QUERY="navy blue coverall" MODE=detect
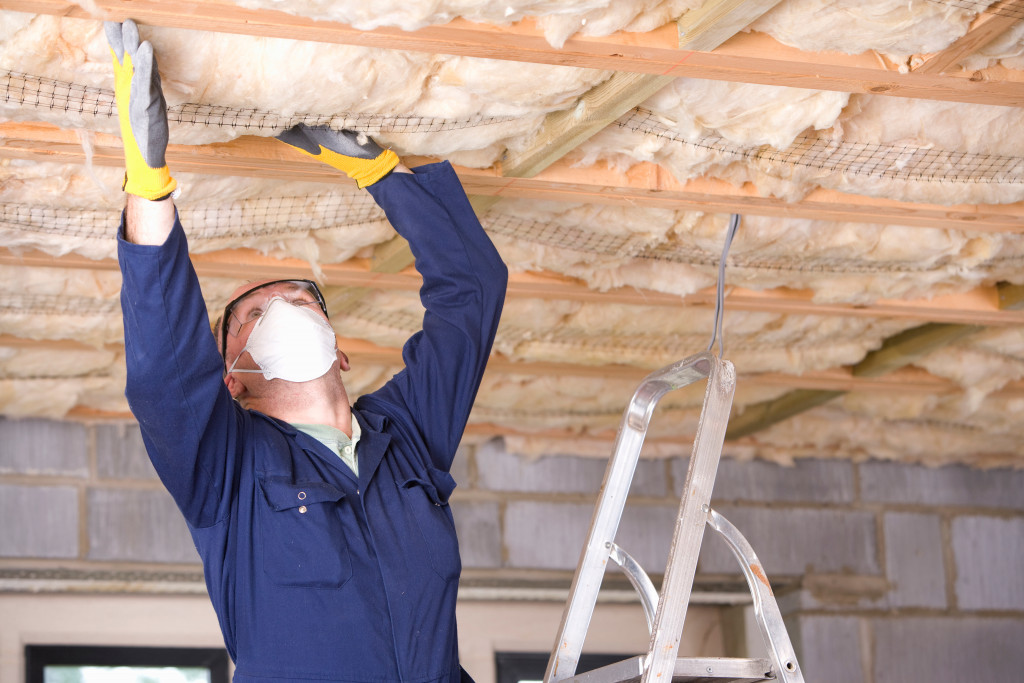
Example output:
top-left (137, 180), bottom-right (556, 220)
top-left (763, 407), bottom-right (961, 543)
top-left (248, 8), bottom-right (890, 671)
top-left (117, 162), bottom-right (508, 683)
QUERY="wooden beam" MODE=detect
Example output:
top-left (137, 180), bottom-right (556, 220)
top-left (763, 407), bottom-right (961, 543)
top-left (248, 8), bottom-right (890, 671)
top-left (4, 122), bottom-right (1023, 234)
top-left (997, 281), bottom-right (1024, 310)
top-left (7, 0), bottom-right (1024, 106)
top-left (725, 389), bottom-right (843, 439)
top-left (676, 0), bottom-right (786, 53)
top-left (2, 247), bottom-right (1023, 326)
top-left (501, 73), bottom-right (675, 180)
top-left (915, 0), bottom-right (1024, 75)
top-left (851, 323), bottom-right (985, 378)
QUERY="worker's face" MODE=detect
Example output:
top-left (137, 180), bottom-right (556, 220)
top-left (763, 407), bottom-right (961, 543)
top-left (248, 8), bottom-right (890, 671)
top-left (220, 279), bottom-right (348, 381)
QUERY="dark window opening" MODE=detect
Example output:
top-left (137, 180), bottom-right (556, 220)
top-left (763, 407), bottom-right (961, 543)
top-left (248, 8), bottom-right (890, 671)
top-left (25, 645), bottom-right (229, 683)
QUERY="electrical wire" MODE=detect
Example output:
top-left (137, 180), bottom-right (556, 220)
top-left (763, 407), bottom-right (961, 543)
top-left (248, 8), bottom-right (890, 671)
top-left (706, 213), bottom-right (740, 358)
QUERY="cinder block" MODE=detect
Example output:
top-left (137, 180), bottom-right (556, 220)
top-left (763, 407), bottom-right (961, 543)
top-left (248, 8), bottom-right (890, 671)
top-left (698, 506), bottom-right (879, 576)
top-left (88, 488), bottom-right (198, 564)
top-left (618, 503), bottom-right (685, 573)
top-left (690, 456), bottom-right (854, 504)
top-left (790, 616), bottom-right (863, 683)
top-left (451, 500), bottom-right (501, 568)
top-left (450, 444), bottom-right (472, 489)
top-left (884, 512), bottom-right (946, 609)
top-left (860, 461), bottom-right (1024, 510)
top-left (504, 501), bottom-right (592, 569)
top-left (873, 617), bottom-right (1024, 683)
top-left (0, 484), bottom-right (78, 558)
top-left (0, 417), bottom-right (88, 477)
top-left (504, 500), bottom-right (678, 571)
top-left (478, 439), bottom-right (603, 494)
top-left (952, 515), bottom-right (1024, 611)
top-left (95, 423), bottom-right (159, 480)
top-left (478, 439), bottom-right (666, 497)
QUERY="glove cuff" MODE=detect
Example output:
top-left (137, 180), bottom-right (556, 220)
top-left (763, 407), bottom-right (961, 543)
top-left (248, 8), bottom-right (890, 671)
top-left (123, 167), bottom-right (177, 201)
top-left (312, 146), bottom-right (400, 189)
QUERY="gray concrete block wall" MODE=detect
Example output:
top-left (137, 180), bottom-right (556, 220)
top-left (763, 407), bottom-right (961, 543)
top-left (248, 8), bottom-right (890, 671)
top-left (0, 417), bottom-right (88, 476)
top-left (0, 483), bottom-right (79, 558)
top-left (3, 421), bottom-right (1024, 683)
top-left (0, 417), bottom-right (193, 566)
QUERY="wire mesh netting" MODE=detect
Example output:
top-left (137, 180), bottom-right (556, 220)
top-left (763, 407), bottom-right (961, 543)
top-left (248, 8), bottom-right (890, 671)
top-left (0, 292), bottom-right (120, 315)
top-left (7, 66), bottom-right (1024, 184)
top-left (483, 211), bottom-right (1023, 274)
top-left (0, 70), bottom-right (518, 134)
top-left (617, 108), bottom-right (1024, 184)
top-left (0, 192), bottom-right (386, 241)
top-left (2, 197), bottom-right (1021, 276)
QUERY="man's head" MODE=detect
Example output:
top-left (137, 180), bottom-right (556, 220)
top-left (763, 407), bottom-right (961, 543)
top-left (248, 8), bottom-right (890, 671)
top-left (216, 279), bottom-right (350, 398)
top-left (218, 279), bottom-right (328, 361)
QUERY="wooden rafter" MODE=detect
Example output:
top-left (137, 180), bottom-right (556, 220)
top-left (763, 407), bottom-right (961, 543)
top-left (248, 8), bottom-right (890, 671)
top-left (3, 122), bottom-right (1023, 234)
top-left (1, 247), bottom-right (1022, 326)
top-left (6, 0), bottom-right (1024, 106)
top-left (915, 0), bottom-right (1024, 75)
top-left (676, 0), bottom-right (786, 53)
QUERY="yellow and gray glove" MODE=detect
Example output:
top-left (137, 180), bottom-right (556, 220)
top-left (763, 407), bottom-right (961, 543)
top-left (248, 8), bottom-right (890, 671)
top-left (277, 124), bottom-right (398, 189)
top-left (105, 19), bottom-right (177, 200)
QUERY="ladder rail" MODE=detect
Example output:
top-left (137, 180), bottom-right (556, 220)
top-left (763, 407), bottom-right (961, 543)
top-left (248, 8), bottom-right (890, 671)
top-left (544, 352), bottom-right (733, 683)
top-left (641, 356), bottom-right (736, 683)
top-left (707, 509), bottom-right (805, 683)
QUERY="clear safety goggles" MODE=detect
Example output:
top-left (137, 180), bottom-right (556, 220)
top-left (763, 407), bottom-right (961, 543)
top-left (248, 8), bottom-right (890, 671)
top-left (218, 279), bottom-right (328, 358)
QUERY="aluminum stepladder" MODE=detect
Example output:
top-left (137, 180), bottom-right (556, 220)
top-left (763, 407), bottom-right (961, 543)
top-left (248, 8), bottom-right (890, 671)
top-left (543, 351), bottom-right (805, 683)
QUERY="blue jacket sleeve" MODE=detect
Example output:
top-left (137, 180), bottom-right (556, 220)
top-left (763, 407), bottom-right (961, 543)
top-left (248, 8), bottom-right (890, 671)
top-left (118, 212), bottom-right (241, 528)
top-left (361, 162), bottom-right (508, 472)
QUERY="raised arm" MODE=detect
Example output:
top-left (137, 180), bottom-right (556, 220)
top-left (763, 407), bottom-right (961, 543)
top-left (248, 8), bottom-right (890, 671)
top-left (277, 125), bottom-right (508, 473)
top-left (109, 20), bottom-right (238, 527)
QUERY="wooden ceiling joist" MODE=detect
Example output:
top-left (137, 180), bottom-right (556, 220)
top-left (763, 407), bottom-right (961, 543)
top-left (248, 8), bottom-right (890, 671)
top-left (3, 122), bottom-right (1023, 234)
top-left (7, 0), bottom-right (1024, 107)
top-left (1, 246), bottom-right (1023, 326)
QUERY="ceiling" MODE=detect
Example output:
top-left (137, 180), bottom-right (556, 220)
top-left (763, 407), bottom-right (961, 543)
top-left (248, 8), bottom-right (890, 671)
top-left (1, 0), bottom-right (1023, 467)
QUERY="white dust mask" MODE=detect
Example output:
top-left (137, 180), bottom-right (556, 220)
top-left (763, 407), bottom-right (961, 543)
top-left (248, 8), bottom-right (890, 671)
top-left (227, 297), bottom-right (338, 382)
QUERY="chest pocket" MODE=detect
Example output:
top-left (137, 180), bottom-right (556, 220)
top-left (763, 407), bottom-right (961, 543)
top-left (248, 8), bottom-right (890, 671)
top-left (258, 475), bottom-right (352, 589)
top-left (400, 469), bottom-right (461, 582)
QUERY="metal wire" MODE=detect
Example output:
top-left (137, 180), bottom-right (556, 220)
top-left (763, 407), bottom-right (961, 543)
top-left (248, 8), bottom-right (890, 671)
top-left (706, 214), bottom-right (740, 358)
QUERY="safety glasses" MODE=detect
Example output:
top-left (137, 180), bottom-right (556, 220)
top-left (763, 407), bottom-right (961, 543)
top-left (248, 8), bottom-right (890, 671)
top-left (218, 279), bottom-right (328, 358)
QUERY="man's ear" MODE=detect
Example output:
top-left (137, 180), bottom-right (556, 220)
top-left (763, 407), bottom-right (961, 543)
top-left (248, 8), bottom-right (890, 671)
top-left (338, 349), bottom-right (350, 372)
top-left (224, 371), bottom-right (247, 399)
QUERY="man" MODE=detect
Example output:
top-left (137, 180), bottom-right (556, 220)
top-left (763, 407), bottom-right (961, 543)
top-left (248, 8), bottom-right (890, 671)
top-left (107, 19), bottom-right (507, 683)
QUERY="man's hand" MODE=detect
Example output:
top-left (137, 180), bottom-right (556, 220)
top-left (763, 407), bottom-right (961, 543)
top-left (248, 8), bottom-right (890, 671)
top-left (277, 124), bottom-right (399, 188)
top-left (105, 19), bottom-right (177, 201)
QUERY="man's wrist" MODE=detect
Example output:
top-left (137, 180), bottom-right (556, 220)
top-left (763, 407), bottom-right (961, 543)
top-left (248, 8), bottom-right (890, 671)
top-left (124, 193), bottom-right (177, 246)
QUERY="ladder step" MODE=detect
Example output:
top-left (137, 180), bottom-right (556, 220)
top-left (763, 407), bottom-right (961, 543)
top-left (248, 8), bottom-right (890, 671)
top-left (562, 656), bottom-right (773, 683)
